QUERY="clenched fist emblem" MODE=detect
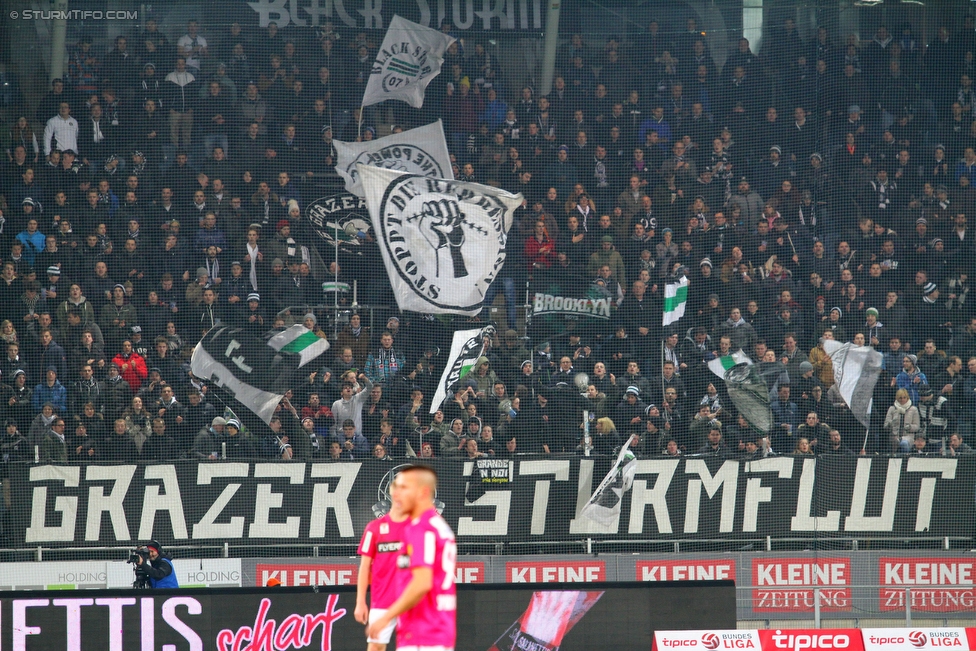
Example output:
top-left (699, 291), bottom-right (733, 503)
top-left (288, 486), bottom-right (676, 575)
top-left (419, 199), bottom-right (469, 278)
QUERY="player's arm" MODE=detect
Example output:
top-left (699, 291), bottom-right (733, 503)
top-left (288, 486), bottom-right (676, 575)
top-left (356, 525), bottom-right (376, 625)
top-left (355, 554), bottom-right (373, 624)
top-left (366, 567), bottom-right (432, 638)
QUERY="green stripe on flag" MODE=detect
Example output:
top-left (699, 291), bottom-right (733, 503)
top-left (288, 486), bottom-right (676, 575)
top-left (720, 355), bottom-right (738, 371)
top-left (280, 331), bottom-right (322, 353)
top-left (391, 57), bottom-right (420, 71)
top-left (662, 284), bottom-right (688, 312)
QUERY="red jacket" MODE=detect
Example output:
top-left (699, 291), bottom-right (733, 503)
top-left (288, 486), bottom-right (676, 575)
top-left (524, 234), bottom-right (556, 273)
top-left (112, 352), bottom-right (148, 392)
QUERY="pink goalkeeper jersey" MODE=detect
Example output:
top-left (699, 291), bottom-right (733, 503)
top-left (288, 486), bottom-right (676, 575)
top-left (357, 514), bottom-right (408, 609)
top-left (397, 509), bottom-right (457, 648)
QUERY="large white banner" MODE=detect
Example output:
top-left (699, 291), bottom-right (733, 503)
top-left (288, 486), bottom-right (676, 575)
top-left (359, 165), bottom-right (521, 315)
top-left (362, 15), bottom-right (455, 108)
top-left (335, 120), bottom-right (453, 197)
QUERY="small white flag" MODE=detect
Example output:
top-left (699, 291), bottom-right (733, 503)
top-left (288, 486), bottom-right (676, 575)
top-left (580, 440), bottom-right (637, 526)
top-left (708, 350), bottom-right (753, 380)
top-left (362, 15), bottom-right (455, 108)
top-left (334, 120), bottom-right (454, 197)
top-left (430, 327), bottom-right (491, 414)
top-left (662, 277), bottom-right (689, 327)
top-left (823, 339), bottom-right (883, 428)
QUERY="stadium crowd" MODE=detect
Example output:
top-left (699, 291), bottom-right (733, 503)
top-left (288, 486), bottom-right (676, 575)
top-left (4, 14), bottom-right (976, 466)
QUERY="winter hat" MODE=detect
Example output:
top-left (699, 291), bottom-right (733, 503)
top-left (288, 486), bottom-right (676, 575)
top-left (700, 257), bottom-right (712, 268)
top-left (830, 306), bottom-right (843, 317)
top-left (799, 361), bottom-right (814, 373)
top-left (247, 293), bottom-right (260, 302)
top-left (304, 313), bottom-right (317, 325)
top-left (225, 418), bottom-right (241, 430)
top-left (866, 307), bottom-right (879, 317)
top-left (626, 385), bottom-right (640, 396)
top-left (922, 282), bottom-right (938, 296)
top-left (905, 354), bottom-right (918, 365)
top-left (212, 417), bottom-right (227, 427)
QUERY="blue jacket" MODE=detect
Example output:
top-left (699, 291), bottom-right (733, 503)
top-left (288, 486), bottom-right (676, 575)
top-left (15, 230), bottom-right (45, 266)
top-left (896, 370), bottom-right (927, 404)
top-left (149, 557), bottom-right (179, 588)
top-left (32, 380), bottom-right (67, 414)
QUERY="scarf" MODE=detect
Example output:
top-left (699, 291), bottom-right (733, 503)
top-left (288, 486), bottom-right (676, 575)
top-left (726, 317), bottom-right (746, 327)
top-left (205, 256), bottom-right (220, 282)
top-left (246, 242), bottom-right (259, 291)
top-left (893, 399), bottom-right (912, 415)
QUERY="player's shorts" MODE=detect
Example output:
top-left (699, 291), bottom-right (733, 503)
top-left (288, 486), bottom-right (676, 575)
top-left (396, 647), bottom-right (454, 651)
top-left (367, 608), bottom-right (397, 644)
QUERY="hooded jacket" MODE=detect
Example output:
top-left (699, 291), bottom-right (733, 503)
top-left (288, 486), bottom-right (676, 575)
top-left (111, 352), bottom-right (148, 392)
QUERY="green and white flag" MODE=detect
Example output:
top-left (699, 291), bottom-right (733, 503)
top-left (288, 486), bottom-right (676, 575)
top-left (430, 327), bottom-right (491, 414)
top-left (362, 15), bottom-right (456, 108)
top-left (267, 325), bottom-right (330, 369)
top-left (708, 350), bottom-right (753, 380)
top-left (662, 277), bottom-right (689, 327)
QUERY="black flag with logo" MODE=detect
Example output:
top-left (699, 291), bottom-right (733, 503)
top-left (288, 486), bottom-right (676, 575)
top-left (190, 326), bottom-right (302, 425)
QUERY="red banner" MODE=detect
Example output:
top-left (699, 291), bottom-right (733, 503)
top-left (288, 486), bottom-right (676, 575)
top-left (879, 557), bottom-right (976, 612)
top-left (504, 560), bottom-right (606, 583)
top-left (255, 563), bottom-right (358, 587)
top-left (255, 561), bottom-right (485, 586)
top-left (636, 559), bottom-right (736, 582)
top-left (751, 558), bottom-right (852, 612)
top-left (759, 630), bottom-right (865, 651)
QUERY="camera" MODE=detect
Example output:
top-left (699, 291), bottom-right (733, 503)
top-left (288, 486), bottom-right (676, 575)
top-left (128, 546), bottom-right (149, 565)
top-left (127, 546), bottom-right (151, 589)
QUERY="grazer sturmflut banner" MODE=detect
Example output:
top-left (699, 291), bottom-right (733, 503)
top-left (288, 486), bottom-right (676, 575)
top-left (335, 120), bottom-right (453, 197)
top-left (360, 165), bottom-right (521, 315)
top-left (10, 456), bottom-right (974, 547)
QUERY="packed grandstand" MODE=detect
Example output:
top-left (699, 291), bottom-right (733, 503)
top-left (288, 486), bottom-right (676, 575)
top-left (0, 5), bottom-right (974, 629)
top-left (7, 10), bottom-right (976, 464)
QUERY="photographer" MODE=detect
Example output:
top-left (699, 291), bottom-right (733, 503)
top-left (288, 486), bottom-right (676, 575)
top-left (134, 540), bottom-right (179, 588)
